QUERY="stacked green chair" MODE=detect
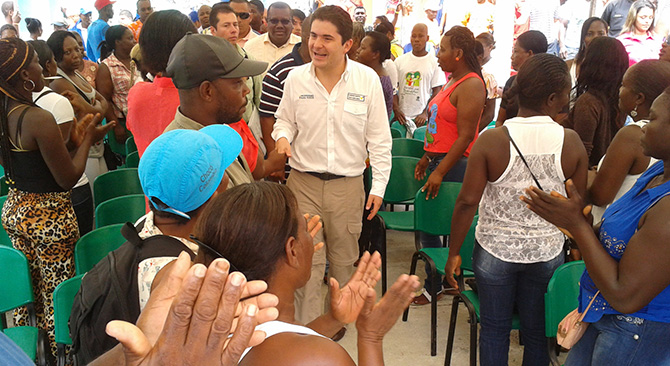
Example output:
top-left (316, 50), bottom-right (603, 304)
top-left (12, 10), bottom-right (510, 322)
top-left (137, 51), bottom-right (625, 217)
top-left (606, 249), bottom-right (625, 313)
top-left (74, 224), bottom-right (126, 275)
top-left (401, 182), bottom-right (464, 356)
top-left (53, 275), bottom-right (84, 366)
top-left (95, 194), bottom-right (146, 229)
top-left (93, 168), bottom-right (143, 207)
top-left (125, 136), bottom-right (138, 155)
top-left (545, 260), bottom-right (585, 366)
top-left (391, 138), bottom-right (425, 159)
top-left (413, 125), bottom-right (427, 141)
top-left (0, 247), bottom-right (47, 365)
top-left (376, 157), bottom-right (428, 293)
top-left (391, 121), bottom-right (408, 137)
top-left (0, 195), bottom-right (12, 247)
top-left (125, 151), bottom-right (140, 168)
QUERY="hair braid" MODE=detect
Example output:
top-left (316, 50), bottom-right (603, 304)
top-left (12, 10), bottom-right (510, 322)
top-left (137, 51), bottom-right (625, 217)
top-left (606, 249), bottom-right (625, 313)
top-left (508, 53), bottom-right (569, 111)
top-left (444, 26), bottom-right (484, 84)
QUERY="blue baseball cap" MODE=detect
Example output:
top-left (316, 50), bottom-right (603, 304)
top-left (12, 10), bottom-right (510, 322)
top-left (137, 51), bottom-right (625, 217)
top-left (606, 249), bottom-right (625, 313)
top-left (139, 125), bottom-right (243, 219)
top-left (79, 7), bottom-right (93, 15)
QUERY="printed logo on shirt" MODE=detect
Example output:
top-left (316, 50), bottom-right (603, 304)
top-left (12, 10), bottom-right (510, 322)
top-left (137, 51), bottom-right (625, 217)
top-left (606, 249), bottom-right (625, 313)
top-left (299, 94), bottom-right (315, 99)
top-left (346, 92), bottom-right (366, 102)
top-left (405, 71), bottom-right (422, 87)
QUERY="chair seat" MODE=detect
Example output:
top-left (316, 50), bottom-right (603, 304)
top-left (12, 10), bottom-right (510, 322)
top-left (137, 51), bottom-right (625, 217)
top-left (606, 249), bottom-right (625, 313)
top-left (378, 211), bottom-right (414, 231)
top-left (4, 326), bottom-right (38, 361)
top-left (419, 248), bottom-right (474, 277)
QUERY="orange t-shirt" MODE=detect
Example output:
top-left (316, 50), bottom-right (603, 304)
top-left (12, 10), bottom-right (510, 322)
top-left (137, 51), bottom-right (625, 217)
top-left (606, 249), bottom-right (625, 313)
top-left (230, 120), bottom-right (259, 173)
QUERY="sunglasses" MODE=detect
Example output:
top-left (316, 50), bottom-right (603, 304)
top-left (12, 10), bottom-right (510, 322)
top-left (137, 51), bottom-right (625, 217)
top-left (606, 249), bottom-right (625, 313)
top-left (236, 11), bottom-right (250, 20)
top-left (190, 235), bottom-right (240, 272)
top-left (269, 18), bottom-right (291, 25)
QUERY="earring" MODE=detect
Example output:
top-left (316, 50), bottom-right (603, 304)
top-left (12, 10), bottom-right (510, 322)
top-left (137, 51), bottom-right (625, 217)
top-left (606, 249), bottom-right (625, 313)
top-left (630, 105), bottom-right (638, 118)
top-left (455, 57), bottom-right (460, 61)
top-left (23, 79), bottom-right (35, 92)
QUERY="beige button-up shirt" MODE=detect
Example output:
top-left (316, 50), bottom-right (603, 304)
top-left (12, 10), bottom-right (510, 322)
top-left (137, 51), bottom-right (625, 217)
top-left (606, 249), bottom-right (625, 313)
top-left (243, 33), bottom-right (301, 78)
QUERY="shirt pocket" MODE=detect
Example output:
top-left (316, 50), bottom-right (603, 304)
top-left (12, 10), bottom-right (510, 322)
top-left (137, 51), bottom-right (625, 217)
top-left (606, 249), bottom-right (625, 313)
top-left (343, 101), bottom-right (367, 134)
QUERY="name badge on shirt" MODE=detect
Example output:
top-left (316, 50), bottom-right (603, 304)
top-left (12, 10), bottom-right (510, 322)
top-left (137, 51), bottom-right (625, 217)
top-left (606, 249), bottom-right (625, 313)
top-left (347, 93), bottom-right (366, 103)
top-left (299, 94), bottom-right (314, 99)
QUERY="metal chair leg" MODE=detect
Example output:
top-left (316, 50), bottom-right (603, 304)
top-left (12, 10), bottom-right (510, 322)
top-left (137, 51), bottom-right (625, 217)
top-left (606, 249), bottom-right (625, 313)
top-left (377, 215), bottom-right (388, 295)
top-left (470, 315), bottom-right (477, 366)
top-left (444, 295), bottom-right (460, 366)
top-left (402, 251), bottom-right (421, 322)
top-left (548, 337), bottom-right (561, 366)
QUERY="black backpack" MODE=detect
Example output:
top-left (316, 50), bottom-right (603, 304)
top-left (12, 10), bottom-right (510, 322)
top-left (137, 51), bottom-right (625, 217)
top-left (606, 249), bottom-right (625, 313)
top-left (69, 222), bottom-right (196, 365)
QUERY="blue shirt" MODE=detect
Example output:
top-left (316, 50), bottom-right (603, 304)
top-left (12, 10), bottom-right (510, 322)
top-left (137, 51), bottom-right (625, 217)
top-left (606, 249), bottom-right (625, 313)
top-left (580, 161), bottom-right (670, 323)
top-left (0, 332), bottom-right (33, 366)
top-left (86, 19), bottom-right (109, 62)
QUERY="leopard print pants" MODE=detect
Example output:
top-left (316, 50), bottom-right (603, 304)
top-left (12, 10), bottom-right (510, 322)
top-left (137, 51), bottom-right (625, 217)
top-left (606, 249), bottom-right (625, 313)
top-left (2, 188), bottom-right (79, 358)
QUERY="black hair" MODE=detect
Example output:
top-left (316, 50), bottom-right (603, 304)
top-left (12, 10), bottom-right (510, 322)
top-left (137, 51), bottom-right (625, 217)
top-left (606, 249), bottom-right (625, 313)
top-left (0, 23), bottom-right (15, 36)
top-left (475, 32), bottom-right (495, 47)
top-left (249, 0), bottom-right (264, 13)
top-left (509, 53), bottom-right (570, 111)
top-left (139, 10), bottom-right (197, 75)
top-left (27, 40), bottom-right (53, 71)
top-left (100, 25), bottom-right (129, 61)
top-left (575, 36), bottom-right (628, 123)
top-left (25, 17), bottom-right (41, 35)
top-left (516, 30), bottom-right (548, 54)
top-left (625, 60), bottom-right (670, 111)
top-left (375, 16), bottom-right (394, 36)
top-left (312, 5), bottom-right (352, 44)
top-left (475, 40), bottom-right (484, 57)
top-left (365, 31), bottom-right (391, 64)
top-left (268, 1), bottom-right (291, 14)
top-left (195, 182), bottom-right (300, 282)
top-left (46, 30), bottom-right (76, 63)
top-left (444, 26), bottom-right (484, 83)
top-left (210, 2), bottom-right (235, 30)
top-left (148, 199), bottom-right (197, 225)
top-left (291, 9), bottom-right (306, 22)
top-left (575, 17), bottom-right (608, 66)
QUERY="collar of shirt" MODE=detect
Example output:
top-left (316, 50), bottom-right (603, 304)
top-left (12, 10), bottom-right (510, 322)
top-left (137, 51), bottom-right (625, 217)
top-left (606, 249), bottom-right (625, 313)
top-left (308, 55), bottom-right (351, 83)
top-left (137, 212), bottom-right (199, 253)
top-left (262, 33), bottom-right (299, 50)
top-left (290, 42), bottom-right (305, 65)
top-left (172, 108), bottom-right (205, 130)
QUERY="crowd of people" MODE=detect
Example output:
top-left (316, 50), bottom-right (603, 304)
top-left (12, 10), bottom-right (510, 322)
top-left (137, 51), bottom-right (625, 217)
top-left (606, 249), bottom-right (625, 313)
top-left (0, 0), bottom-right (670, 365)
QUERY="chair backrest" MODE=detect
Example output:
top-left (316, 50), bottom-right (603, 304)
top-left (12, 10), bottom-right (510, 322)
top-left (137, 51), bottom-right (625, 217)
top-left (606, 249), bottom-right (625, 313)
top-left (53, 275), bottom-right (83, 345)
top-left (0, 195), bottom-right (12, 247)
top-left (125, 136), bottom-right (137, 155)
top-left (93, 168), bottom-right (143, 207)
top-left (75, 224), bottom-right (126, 275)
top-left (391, 128), bottom-right (402, 139)
top-left (392, 138), bottom-right (425, 159)
top-left (95, 194), bottom-right (147, 229)
top-left (391, 121), bottom-right (408, 137)
top-left (125, 151), bottom-right (140, 169)
top-left (0, 247), bottom-right (34, 318)
top-left (413, 125), bottom-right (427, 141)
top-left (384, 156), bottom-right (427, 204)
top-left (0, 175), bottom-right (8, 196)
top-left (459, 215), bottom-right (479, 272)
top-left (414, 182), bottom-right (462, 236)
top-left (545, 260), bottom-right (586, 337)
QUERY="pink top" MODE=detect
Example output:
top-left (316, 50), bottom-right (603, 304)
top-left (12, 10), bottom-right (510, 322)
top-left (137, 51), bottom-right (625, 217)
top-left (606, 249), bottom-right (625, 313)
top-left (102, 54), bottom-right (141, 118)
top-left (617, 32), bottom-right (663, 66)
top-left (126, 76), bottom-right (180, 156)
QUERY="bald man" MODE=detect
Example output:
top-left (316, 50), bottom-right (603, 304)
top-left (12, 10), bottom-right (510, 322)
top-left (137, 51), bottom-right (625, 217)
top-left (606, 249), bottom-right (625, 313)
top-left (392, 23), bottom-right (445, 129)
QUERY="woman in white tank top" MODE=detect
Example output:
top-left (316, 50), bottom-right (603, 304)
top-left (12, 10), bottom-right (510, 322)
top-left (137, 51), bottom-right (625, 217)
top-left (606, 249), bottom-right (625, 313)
top-left (193, 182), bottom-right (420, 366)
top-left (444, 54), bottom-right (589, 366)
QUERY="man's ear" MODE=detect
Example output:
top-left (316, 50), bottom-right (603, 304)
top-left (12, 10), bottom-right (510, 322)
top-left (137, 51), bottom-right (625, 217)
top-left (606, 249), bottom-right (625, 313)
top-left (198, 80), bottom-right (214, 102)
top-left (343, 38), bottom-right (354, 54)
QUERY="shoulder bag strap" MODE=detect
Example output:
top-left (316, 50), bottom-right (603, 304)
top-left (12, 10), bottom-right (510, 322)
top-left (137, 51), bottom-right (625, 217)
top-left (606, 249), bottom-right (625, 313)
top-left (503, 125), bottom-right (543, 191)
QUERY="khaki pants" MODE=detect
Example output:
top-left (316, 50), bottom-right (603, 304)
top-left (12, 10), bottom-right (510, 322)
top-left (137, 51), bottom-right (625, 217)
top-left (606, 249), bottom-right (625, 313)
top-left (287, 170), bottom-right (365, 324)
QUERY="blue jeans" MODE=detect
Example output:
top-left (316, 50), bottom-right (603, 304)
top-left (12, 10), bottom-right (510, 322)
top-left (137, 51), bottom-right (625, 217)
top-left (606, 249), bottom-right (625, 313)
top-left (565, 314), bottom-right (670, 366)
top-left (473, 242), bottom-right (563, 366)
top-left (420, 154), bottom-right (467, 291)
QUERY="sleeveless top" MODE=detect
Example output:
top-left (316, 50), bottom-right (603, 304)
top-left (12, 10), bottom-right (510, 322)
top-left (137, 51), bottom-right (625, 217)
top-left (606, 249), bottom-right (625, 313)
top-left (591, 120), bottom-right (658, 223)
top-left (424, 72), bottom-right (483, 156)
top-left (8, 106), bottom-right (65, 193)
top-left (239, 321), bottom-right (327, 361)
top-left (580, 161), bottom-right (670, 323)
top-left (56, 68), bottom-right (96, 103)
top-left (476, 116), bottom-right (566, 263)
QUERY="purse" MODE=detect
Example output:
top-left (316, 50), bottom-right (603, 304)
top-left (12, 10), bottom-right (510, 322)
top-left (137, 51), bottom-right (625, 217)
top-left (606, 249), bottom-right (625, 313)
top-left (556, 290), bottom-right (600, 349)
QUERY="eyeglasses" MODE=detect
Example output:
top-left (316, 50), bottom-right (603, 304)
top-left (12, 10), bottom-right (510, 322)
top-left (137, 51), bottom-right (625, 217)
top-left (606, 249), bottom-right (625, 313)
top-left (664, 37), bottom-right (670, 45)
top-left (190, 235), bottom-right (240, 272)
top-left (235, 11), bottom-right (250, 20)
top-left (268, 18), bottom-right (291, 25)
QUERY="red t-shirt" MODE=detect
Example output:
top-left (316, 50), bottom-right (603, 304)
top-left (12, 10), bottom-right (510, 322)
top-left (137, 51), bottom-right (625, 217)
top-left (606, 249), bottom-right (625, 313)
top-left (424, 72), bottom-right (483, 157)
top-left (229, 120), bottom-right (259, 173)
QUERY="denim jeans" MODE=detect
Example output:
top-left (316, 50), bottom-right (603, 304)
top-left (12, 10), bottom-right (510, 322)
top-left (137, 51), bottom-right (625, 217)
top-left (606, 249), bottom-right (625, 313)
top-left (473, 241), bottom-right (564, 366)
top-left (565, 314), bottom-right (670, 366)
top-left (419, 154), bottom-right (467, 291)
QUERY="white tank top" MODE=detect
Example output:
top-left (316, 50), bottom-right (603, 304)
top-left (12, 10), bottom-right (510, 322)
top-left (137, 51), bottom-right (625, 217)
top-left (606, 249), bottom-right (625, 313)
top-left (239, 321), bottom-right (328, 362)
top-left (476, 116), bottom-right (567, 263)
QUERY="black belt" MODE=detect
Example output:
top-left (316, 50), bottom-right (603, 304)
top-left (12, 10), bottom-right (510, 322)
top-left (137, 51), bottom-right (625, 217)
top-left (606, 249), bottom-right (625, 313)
top-left (305, 171), bottom-right (346, 180)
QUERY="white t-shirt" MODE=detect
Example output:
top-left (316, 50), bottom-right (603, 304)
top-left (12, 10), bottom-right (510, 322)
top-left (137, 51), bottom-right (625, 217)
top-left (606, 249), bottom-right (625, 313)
top-left (394, 52), bottom-right (446, 119)
top-left (33, 87), bottom-right (75, 125)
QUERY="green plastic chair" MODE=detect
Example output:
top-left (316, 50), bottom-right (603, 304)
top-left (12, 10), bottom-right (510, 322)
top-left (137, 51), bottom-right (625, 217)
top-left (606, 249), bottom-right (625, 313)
top-left (95, 194), bottom-right (146, 228)
top-left (0, 175), bottom-right (8, 196)
top-left (392, 138), bottom-right (425, 158)
top-left (391, 127), bottom-right (402, 139)
top-left (54, 275), bottom-right (83, 366)
top-left (545, 260), bottom-right (585, 366)
top-left (0, 196), bottom-right (12, 247)
top-left (0, 247), bottom-right (47, 365)
top-left (93, 168), bottom-right (143, 207)
top-left (400, 182), bottom-right (464, 356)
top-left (125, 135), bottom-right (138, 156)
top-left (74, 223), bottom-right (126, 275)
top-left (125, 151), bottom-right (140, 169)
top-left (391, 121), bottom-right (408, 137)
top-left (413, 125), bottom-right (427, 141)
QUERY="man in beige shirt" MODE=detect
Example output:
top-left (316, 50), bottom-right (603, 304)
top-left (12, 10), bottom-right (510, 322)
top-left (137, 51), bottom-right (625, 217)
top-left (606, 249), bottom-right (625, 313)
top-left (230, 0), bottom-right (259, 48)
top-left (244, 1), bottom-right (300, 77)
